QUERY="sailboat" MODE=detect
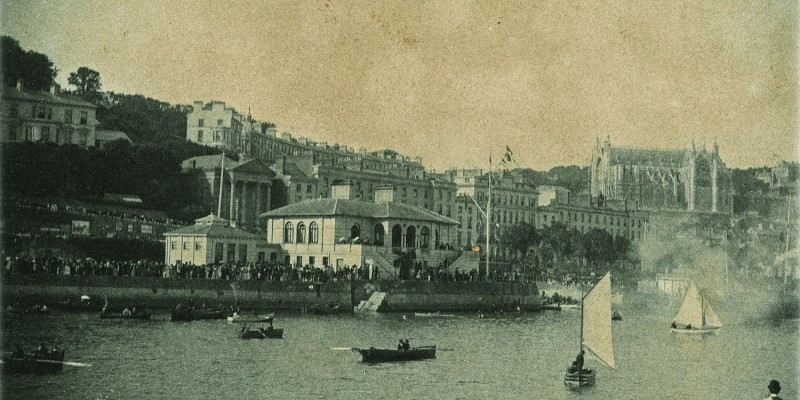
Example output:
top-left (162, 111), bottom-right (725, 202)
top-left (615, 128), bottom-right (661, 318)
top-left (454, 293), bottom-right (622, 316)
top-left (670, 283), bottom-right (722, 334)
top-left (564, 271), bottom-right (615, 387)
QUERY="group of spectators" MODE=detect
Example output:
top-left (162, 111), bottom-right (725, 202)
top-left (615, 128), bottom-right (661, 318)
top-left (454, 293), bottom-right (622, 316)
top-left (3, 255), bottom-right (529, 283)
top-left (7, 196), bottom-right (188, 227)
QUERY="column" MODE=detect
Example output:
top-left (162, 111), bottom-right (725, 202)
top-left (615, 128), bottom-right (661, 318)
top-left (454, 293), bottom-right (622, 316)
top-left (711, 162), bottom-right (718, 212)
top-left (241, 180), bottom-right (248, 228)
top-left (229, 175), bottom-right (236, 222)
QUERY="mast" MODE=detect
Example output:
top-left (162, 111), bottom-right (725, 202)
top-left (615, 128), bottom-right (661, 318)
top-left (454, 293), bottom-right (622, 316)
top-left (487, 150), bottom-right (492, 281)
top-left (217, 151), bottom-right (225, 216)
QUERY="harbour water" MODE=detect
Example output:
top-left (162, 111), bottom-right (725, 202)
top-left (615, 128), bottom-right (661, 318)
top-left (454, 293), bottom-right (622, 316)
top-left (2, 293), bottom-right (796, 400)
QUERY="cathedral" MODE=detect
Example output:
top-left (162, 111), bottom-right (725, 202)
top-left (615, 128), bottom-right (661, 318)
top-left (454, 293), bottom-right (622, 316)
top-left (590, 136), bottom-right (733, 214)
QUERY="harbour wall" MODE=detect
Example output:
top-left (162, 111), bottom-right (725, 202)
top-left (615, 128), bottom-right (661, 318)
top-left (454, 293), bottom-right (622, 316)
top-left (2, 275), bottom-right (540, 312)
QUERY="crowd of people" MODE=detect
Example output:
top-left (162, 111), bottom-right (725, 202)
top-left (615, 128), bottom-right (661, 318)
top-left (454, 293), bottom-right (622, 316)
top-left (7, 196), bottom-right (188, 227)
top-left (3, 255), bottom-right (535, 283)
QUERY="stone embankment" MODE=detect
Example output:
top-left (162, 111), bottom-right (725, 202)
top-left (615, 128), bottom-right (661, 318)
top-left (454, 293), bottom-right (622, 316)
top-left (3, 275), bottom-right (541, 312)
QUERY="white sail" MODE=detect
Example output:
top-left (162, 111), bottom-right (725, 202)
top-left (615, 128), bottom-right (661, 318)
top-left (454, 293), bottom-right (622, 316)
top-left (582, 272), bottom-right (615, 369)
top-left (673, 284), bottom-right (704, 328)
top-left (701, 296), bottom-right (722, 328)
top-left (673, 283), bottom-right (722, 329)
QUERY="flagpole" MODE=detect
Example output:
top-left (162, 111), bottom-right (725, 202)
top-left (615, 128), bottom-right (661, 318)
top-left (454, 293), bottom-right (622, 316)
top-left (217, 151), bottom-right (225, 217)
top-left (487, 149), bottom-right (492, 281)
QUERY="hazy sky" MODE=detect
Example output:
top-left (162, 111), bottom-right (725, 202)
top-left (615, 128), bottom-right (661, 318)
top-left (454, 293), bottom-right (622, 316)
top-left (3, 1), bottom-right (798, 171)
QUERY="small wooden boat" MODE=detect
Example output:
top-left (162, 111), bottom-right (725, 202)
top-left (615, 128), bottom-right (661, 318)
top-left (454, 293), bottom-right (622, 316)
top-left (3, 349), bottom-right (65, 374)
top-left (414, 312), bottom-right (455, 318)
top-left (352, 346), bottom-right (436, 363)
top-left (560, 303), bottom-right (581, 310)
top-left (670, 283), bottom-right (722, 334)
top-left (564, 369), bottom-right (596, 387)
top-left (171, 307), bottom-right (225, 322)
top-left (541, 303), bottom-right (562, 311)
top-left (227, 312), bottom-right (274, 323)
top-left (240, 325), bottom-right (283, 339)
top-left (563, 272), bottom-right (615, 388)
top-left (100, 310), bottom-right (151, 320)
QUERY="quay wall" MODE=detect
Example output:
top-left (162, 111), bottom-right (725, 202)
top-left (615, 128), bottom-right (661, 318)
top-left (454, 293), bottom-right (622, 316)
top-left (3, 275), bottom-right (539, 312)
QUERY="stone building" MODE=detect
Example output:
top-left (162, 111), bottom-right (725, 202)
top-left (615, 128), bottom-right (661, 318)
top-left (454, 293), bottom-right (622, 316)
top-left (590, 136), bottom-right (733, 214)
top-left (164, 214), bottom-right (276, 266)
top-left (182, 154), bottom-right (275, 233)
top-left (537, 203), bottom-right (649, 242)
top-left (1, 82), bottom-right (97, 146)
top-left (261, 184), bottom-right (460, 275)
top-left (449, 169), bottom-right (538, 252)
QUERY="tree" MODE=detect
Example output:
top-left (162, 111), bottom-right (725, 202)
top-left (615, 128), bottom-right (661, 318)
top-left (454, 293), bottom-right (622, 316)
top-left (68, 66), bottom-right (102, 98)
top-left (1, 36), bottom-right (57, 91)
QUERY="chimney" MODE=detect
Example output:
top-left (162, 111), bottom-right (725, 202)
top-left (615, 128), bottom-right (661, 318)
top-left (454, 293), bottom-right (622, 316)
top-left (331, 182), bottom-right (355, 200)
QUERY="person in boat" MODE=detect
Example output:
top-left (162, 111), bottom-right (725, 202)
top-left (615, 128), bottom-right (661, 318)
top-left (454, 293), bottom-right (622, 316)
top-left (764, 379), bottom-right (782, 400)
top-left (11, 345), bottom-right (24, 358)
top-left (685, 324), bottom-right (692, 330)
top-left (575, 350), bottom-right (585, 372)
top-left (403, 339), bottom-right (411, 350)
top-left (398, 339), bottom-right (404, 350)
top-left (671, 321), bottom-right (677, 329)
top-left (35, 343), bottom-right (49, 358)
top-left (122, 307), bottom-right (131, 317)
top-left (567, 361), bottom-right (578, 374)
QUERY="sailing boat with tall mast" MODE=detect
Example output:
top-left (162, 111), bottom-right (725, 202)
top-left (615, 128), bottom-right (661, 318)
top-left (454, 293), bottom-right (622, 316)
top-left (670, 283), bottom-right (722, 334)
top-left (564, 271), bottom-right (615, 387)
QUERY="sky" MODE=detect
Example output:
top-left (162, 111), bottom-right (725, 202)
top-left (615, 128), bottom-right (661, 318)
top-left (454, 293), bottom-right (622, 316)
top-left (2, 0), bottom-right (798, 171)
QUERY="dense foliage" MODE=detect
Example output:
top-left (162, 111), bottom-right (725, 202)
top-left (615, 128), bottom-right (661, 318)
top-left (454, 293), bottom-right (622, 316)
top-left (1, 36), bottom-right (57, 91)
top-left (2, 141), bottom-right (220, 220)
top-left (96, 92), bottom-right (190, 143)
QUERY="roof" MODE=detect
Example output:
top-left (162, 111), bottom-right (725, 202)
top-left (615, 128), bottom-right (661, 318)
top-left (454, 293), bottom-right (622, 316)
top-left (164, 214), bottom-right (263, 240)
top-left (3, 88), bottom-right (97, 108)
top-left (262, 198), bottom-right (459, 225)
top-left (181, 155), bottom-right (276, 179)
top-left (96, 130), bottom-right (132, 142)
top-left (608, 147), bottom-right (686, 167)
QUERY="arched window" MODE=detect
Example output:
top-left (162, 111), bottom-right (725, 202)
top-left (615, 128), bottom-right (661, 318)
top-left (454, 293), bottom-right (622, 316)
top-left (406, 226), bottom-right (417, 248)
top-left (374, 224), bottom-right (385, 246)
top-left (392, 225), bottom-right (403, 247)
top-left (419, 227), bottom-right (430, 249)
top-left (284, 222), bottom-right (294, 243)
top-left (351, 224), bottom-right (360, 239)
top-left (296, 223), bottom-right (306, 243)
top-left (309, 222), bottom-right (319, 244)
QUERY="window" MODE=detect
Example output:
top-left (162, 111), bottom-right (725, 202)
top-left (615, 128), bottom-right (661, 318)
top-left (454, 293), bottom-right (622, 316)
top-left (284, 222), bottom-right (294, 243)
top-left (40, 126), bottom-right (50, 142)
top-left (9, 103), bottom-right (18, 118)
top-left (46, 107), bottom-right (52, 120)
top-left (322, 256), bottom-right (329, 266)
top-left (64, 109), bottom-right (73, 123)
top-left (170, 241), bottom-right (177, 250)
top-left (63, 127), bottom-right (73, 144)
top-left (195, 242), bottom-right (202, 251)
top-left (78, 129), bottom-right (89, 146)
top-left (198, 118), bottom-right (204, 127)
top-left (309, 222), bottom-right (319, 243)
top-left (309, 256), bottom-right (315, 265)
top-left (217, 118), bottom-right (223, 126)
top-left (197, 130), bottom-right (204, 142)
top-left (36, 106), bottom-right (46, 119)
top-left (183, 242), bottom-right (190, 250)
top-left (79, 111), bottom-right (88, 124)
top-left (296, 223), bottom-right (306, 243)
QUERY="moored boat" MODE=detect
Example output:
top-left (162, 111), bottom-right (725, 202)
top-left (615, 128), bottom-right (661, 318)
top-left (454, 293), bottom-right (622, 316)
top-left (414, 312), bottom-right (455, 318)
top-left (3, 349), bottom-right (65, 374)
top-left (171, 306), bottom-right (226, 322)
top-left (100, 310), bottom-right (151, 320)
top-left (227, 312), bottom-right (274, 323)
top-left (352, 345), bottom-right (436, 363)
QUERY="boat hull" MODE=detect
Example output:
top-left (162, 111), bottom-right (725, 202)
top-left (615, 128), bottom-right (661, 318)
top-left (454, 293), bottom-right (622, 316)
top-left (354, 346), bottom-right (436, 363)
top-left (241, 328), bottom-right (283, 339)
top-left (670, 327), bottom-right (720, 335)
top-left (3, 350), bottom-right (65, 374)
top-left (171, 309), bottom-right (225, 322)
top-left (227, 315), bottom-right (273, 323)
top-left (564, 370), bottom-right (596, 387)
top-left (100, 312), bottom-right (151, 320)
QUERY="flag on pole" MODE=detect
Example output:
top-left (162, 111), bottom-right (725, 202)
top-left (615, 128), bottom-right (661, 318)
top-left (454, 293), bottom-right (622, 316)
top-left (500, 146), bottom-right (515, 170)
